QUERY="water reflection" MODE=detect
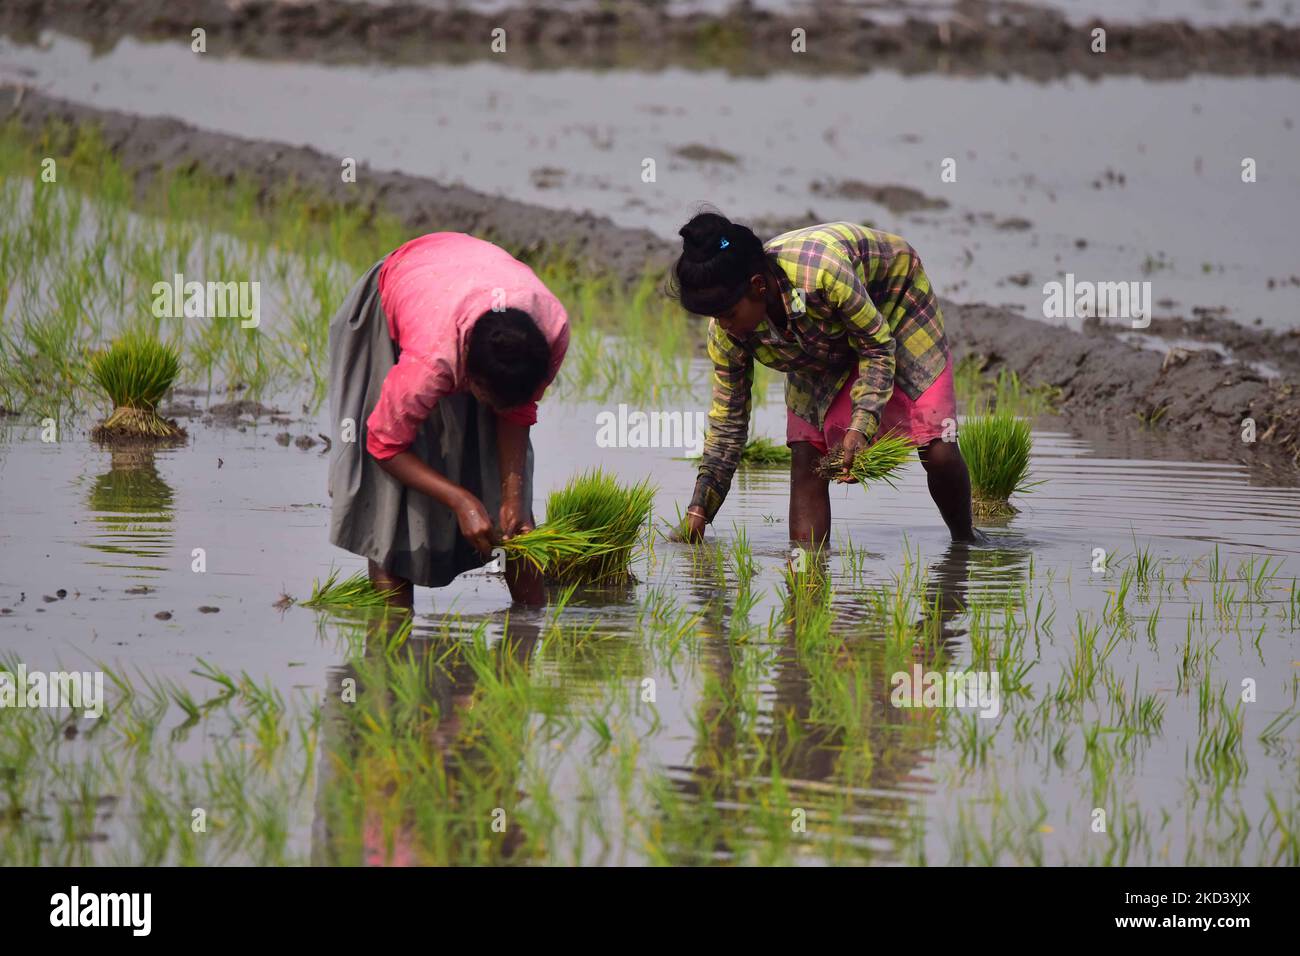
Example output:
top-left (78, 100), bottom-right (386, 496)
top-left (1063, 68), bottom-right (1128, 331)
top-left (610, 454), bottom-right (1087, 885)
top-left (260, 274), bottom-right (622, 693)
top-left (310, 611), bottom-right (541, 866)
top-left (659, 541), bottom-right (1028, 863)
top-left (82, 448), bottom-right (175, 576)
top-left (307, 538), bottom-right (1034, 864)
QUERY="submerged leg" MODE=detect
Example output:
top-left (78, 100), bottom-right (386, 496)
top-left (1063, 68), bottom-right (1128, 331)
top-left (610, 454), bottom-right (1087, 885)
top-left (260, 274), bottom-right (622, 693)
top-left (790, 441), bottom-right (831, 550)
top-left (368, 559), bottom-right (414, 611)
top-left (917, 438), bottom-right (980, 543)
top-left (504, 556), bottom-right (545, 607)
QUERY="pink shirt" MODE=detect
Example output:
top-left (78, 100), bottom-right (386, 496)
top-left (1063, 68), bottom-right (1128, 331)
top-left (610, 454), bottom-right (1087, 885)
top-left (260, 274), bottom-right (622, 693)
top-left (365, 233), bottom-right (570, 460)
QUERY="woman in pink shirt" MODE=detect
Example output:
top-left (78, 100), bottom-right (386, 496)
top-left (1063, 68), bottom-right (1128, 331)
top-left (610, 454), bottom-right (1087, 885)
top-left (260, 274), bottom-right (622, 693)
top-left (327, 233), bottom-right (569, 609)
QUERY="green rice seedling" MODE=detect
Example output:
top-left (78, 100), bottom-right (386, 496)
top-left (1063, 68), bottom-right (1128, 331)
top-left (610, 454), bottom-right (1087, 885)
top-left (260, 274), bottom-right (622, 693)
top-left (87, 330), bottom-right (185, 443)
top-left (739, 435), bottom-right (791, 466)
top-left (959, 410), bottom-right (1034, 517)
top-left (813, 431), bottom-right (914, 488)
top-left (497, 519), bottom-right (612, 574)
top-left (302, 568), bottom-right (401, 609)
top-left (537, 469), bottom-right (655, 585)
top-left (1131, 537), bottom-right (1158, 586)
top-left (953, 353), bottom-right (1058, 416)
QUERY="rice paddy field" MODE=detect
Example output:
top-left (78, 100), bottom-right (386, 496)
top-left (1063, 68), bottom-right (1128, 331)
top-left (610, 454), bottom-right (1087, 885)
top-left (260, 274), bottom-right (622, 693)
top-left (1, 4), bottom-right (1298, 880)
top-left (1, 124), bottom-right (1297, 869)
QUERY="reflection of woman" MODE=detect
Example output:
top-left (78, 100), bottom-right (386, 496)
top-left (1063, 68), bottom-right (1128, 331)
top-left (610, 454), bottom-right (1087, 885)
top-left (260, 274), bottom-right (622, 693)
top-left (310, 615), bottom-right (541, 866)
top-left (328, 233), bottom-right (570, 609)
top-left (669, 544), bottom-right (982, 862)
top-left (669, 213), bottom-right (982, 547)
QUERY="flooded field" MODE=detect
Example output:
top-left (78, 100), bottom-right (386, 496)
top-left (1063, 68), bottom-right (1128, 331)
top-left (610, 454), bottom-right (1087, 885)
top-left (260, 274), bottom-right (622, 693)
top-left (5, 34), bottom-right (1299, 327)
top-left (1, 167), bottom-right (1297, 864)
top-left (4, 372), bottom-right (1300, 864)
top-left (1, 3), bottom-right (1298, 872)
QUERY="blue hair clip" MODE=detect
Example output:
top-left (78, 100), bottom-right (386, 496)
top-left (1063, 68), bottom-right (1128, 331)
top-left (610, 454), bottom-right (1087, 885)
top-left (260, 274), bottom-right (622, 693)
top-left (719, 238), bottom-right (730, 250)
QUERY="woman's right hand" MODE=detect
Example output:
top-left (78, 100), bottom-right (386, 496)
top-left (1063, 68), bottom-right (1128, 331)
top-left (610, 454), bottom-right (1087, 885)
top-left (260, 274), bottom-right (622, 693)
top-left (672, 509), bottom-right (708, 543)
top-left (454, 491), bottom-right (496, 556)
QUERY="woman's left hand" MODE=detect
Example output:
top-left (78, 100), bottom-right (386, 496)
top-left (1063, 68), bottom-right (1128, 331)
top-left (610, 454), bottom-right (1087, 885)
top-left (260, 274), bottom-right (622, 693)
top-left (499, 495), bottom-right (534, 539)
top-left (838, 428), bottom-right (868, 480)
top-left (499, 493), bottom-right (545, 606)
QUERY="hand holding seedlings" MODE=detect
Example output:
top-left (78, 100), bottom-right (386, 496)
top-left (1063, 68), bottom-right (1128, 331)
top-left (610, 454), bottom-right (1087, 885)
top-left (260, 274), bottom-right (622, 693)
top-left (673, 508), bottom-right (708, 543)
top-left (499, 470), bottom-right (655, 584)
top-left (454, 492), bottom-right (496, 557)
top-left (376, 450), bottom-right (497, 556)
top-left (499, 502), bottom-right (534, 539)
top-left (814, 432), bottom-right (916, 488)
top-left (836, 427), bottom-right (869, 482)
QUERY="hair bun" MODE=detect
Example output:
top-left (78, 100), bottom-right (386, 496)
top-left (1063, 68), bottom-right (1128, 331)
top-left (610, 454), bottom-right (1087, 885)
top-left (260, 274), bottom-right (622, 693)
top-left (679, 211), bottom-right (732, 262)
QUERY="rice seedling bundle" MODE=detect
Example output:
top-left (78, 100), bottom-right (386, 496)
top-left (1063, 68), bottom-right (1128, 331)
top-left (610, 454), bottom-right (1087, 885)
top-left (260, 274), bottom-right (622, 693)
top-left (813, 432), bottom-right (915, 487)
top-left (88, 330), bottom-right (186, 443)
top-left (959, 410), bottom-right (1034, 518)
top-left (502, 469), bottom-right (655, 584)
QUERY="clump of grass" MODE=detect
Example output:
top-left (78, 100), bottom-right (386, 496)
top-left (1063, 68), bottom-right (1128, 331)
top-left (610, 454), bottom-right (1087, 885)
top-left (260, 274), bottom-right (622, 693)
top-left (88, 330), bottom-right (186, 444)
top-left (303, 569), bottom-right (400, 609)
top-left (739, 436), bottom-right (791, 466)
top-left (506, 469), bottom-right (654, 585)
top-left (959, 411), bottom-right (1034, 518)
top-left (813, 432), bottom-right (915, 487)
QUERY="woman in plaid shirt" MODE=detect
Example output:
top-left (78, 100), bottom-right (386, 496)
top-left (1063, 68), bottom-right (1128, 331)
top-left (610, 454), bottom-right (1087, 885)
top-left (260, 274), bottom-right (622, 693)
top-left (671, 212), bottom-right (982, 546)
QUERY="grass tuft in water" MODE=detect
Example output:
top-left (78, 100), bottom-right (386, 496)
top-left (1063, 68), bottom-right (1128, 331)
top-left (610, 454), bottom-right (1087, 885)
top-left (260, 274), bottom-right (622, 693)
top-left (959, 410), bottom-right (1034, 518)
top-left (88, 330), bottom-right (186, 444)
top-left (739, 436), bottom-right (792, 466)
top-left (302, 569), bottom-right (400, 609)
top-left (813, 431), bottom-right (914, 487)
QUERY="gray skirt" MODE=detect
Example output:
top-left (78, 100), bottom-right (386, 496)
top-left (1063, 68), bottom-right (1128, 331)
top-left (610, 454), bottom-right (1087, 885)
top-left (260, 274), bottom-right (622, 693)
top-left (326, 258), bottom-right (535, 588)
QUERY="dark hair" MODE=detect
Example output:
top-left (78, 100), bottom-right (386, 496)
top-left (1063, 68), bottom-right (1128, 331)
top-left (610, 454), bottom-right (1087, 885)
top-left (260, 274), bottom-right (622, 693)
top-left (668, 209), bottom-right (767, 316)
top-left (466, 308), bottom-right (550, 408)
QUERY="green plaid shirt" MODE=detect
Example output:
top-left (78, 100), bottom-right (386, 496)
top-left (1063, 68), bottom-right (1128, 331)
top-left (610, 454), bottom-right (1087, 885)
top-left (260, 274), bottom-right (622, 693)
top-left (690, 221), bottom-right (950, 522)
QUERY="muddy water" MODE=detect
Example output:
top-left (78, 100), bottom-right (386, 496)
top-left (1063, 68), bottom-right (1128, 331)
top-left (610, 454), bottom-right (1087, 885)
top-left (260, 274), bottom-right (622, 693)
top-left (3, 371), bottom-right (1298, 862)
top-left (5, 34), bottom-right (1299, 332)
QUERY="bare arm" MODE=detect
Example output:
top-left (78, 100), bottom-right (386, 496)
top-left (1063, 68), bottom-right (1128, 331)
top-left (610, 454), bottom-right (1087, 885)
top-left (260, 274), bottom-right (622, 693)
top-left (494, 416), bottom-right (545, 605)
top-left (496, 416), bottom-right (532, 534)
top-left (376, 450), bottom-right (495, 555)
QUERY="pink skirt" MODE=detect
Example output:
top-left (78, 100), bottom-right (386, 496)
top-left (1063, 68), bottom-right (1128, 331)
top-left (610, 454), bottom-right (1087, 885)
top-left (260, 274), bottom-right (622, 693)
top-left (786, 358), bottom-right (957, 453)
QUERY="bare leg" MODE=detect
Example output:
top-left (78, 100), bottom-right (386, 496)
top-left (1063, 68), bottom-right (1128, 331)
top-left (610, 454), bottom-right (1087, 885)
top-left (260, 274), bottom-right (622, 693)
top-left (790, 441), bottom-right (831, 550)
top-left (917, 439), bottom-right (981, 542)
top-left (368, 559), bottom-right (414, 611)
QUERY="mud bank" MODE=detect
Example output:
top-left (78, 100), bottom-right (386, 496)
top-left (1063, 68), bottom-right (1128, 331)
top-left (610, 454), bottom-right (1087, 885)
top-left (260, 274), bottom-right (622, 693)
top-left (4, 0), bottom-right (1300, 79)
top-left (956, 306), bottom-right (1300, 478)
top-left (6, 88), bottom-right (1297, 480)
top-left (0, 87), bottom-right (666, 283)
